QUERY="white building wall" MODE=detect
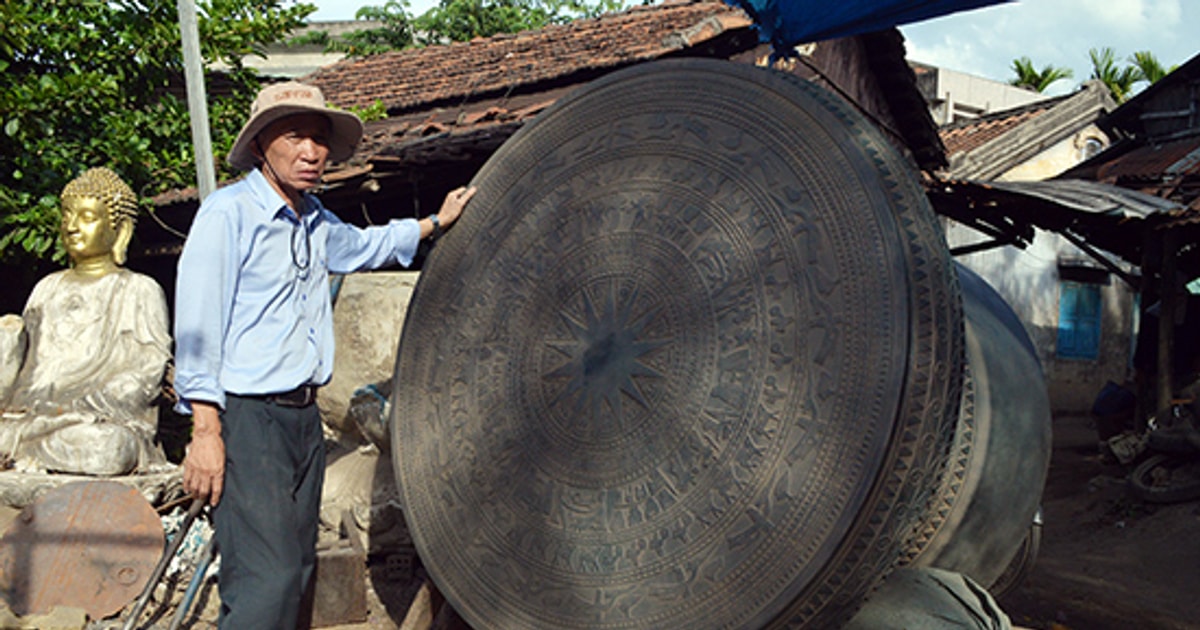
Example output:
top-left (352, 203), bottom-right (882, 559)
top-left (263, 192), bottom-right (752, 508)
top-left (946, 221), bottom-right (1137, 412)
top-left (928, 67), bottom-right (1052, 125)
top-left (214, 21), bottom-right (380, 78)
top-left (998, 123), bottom-right (1111, 182)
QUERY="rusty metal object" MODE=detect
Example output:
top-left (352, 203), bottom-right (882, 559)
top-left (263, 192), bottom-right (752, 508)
top-left (393, 58), bottom-right (963, 628)
top-left (0, 480), bottom-right (164, 619)
top-left (121, 496), bottom-right (203, 630)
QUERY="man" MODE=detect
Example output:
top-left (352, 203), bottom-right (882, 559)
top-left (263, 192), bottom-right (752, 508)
top-left (174, 81), bottom-right (474, 628)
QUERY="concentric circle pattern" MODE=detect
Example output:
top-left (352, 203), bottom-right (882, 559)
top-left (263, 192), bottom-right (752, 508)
top-left (393, 59), bottom-right (963, 629)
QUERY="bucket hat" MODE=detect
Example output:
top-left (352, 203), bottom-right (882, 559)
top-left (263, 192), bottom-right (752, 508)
top-left (227, 81), bottom-right (363, 171)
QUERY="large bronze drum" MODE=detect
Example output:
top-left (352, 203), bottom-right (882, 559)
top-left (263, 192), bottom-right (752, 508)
top-left (392, 58), bottom-right (970, 628)
top-left (912, 264), bottom-right (1051, 591)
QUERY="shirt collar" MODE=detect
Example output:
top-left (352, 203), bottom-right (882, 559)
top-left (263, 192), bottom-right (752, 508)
top-left (246, 168), bottom-right (323, 226)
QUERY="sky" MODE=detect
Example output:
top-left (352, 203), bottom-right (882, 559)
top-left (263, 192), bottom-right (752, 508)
top-left (900, 0), bottom-right (1198, 96)
top-left (307, 0), bottom-right (438, 21)
top-left (306, 0), bottom-right (1199, 96)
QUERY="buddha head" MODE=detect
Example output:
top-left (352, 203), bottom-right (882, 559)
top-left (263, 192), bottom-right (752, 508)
top-left (59, 167), bottom-right (138, 271)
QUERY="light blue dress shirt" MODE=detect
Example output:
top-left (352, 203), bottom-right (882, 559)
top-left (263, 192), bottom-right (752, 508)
top-left (173, 169), bottom-right (420, 413)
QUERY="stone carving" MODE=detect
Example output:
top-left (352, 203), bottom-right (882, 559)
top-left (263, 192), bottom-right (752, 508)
top-left (0, 316), bottom-right (24, 404)
top-left (0, 168), bottom-right (172, 478)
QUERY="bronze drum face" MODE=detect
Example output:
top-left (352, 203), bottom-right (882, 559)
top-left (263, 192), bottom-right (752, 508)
top-left (392, 59), bottom-right (963, 629)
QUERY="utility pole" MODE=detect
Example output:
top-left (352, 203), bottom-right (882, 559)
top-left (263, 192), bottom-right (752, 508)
top-left (177, 0), bottom-right (216, 200)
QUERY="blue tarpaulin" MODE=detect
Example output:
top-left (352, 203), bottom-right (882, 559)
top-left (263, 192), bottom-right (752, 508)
top-left (725, 0), bottom-right (1012, 55)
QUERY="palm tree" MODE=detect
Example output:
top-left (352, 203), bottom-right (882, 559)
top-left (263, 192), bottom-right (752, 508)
top-left (1129, 50), bottom-right (1174, 85)
top-left (1009, 56), bottom-right (1074, 93)
top-left (1089, 47), bottom-right (1141, 102)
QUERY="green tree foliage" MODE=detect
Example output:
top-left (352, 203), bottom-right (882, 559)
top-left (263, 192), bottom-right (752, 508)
top-left (1088, 47), bottom-right (1143, 103)
top-left (417, 0), bottom-right (627, 44)
top-left (416, 0), bottom-right (559, 43)
top-left (308, 0), bottom-right (627, 58)
top-left (1128, 50), bottom-right (1174, 85)
top-left (291, 0), bottom-right (417, 56)
top-left (1008, 56), bottom-right (1074, 93)
top-left (0, 0), bottom-right (313, 267)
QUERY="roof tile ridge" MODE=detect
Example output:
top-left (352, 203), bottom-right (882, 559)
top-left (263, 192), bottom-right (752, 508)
top-left (940, 98), bottom-right (1060, 133)
top-left (306, 0), bottom-right (740, 79)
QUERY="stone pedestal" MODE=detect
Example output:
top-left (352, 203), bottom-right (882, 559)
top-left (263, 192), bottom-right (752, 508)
top-left (322, 272), bottom-right (419, 439)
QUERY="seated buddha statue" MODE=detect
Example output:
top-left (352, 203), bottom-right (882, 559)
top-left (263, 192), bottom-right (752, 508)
top-left (0, 167), bottom-right (172, 476)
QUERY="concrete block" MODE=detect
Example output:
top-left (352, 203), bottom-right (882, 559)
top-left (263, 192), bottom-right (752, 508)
top-left (309, 542), bottom-right (368, 628)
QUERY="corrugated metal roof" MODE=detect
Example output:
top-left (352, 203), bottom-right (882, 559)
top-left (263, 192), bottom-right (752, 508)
top-left (927, 177), bottom-right (1191, 268)
top-left (978, 178), bottom-right (1185, 218)
top-left (1096, 136), bottom-right (1200, 181)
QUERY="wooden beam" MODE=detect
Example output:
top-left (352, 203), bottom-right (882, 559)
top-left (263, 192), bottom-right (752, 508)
top-left (1157, 229), bottom-right (1178, 420)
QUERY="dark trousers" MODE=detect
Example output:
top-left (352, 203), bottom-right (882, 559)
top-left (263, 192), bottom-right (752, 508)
top-left (215, 395), bottom-right (325, 630)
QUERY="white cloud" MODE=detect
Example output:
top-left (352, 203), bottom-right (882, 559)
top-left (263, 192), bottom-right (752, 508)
top-left (1081, 0), bottom-right (1182, 33)
top-left (902, 0), bottom-right (1197, 94)
top-left (304, 0), bottom-right (1198, 93)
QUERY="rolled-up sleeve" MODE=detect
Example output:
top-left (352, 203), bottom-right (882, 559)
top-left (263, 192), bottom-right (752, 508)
top-left (173, 202), bottom-right (239, 414)
top-left (324, 213), bottom-right (421, 273)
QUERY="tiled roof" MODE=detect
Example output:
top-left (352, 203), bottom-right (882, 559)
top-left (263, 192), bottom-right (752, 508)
top-left (151, 3), bottom-right (947, 215)
top-left (938, 81), bottom-right (1114, 181)
top-left (304, 0), bottom-right (752, 113)
top-left (150, 2), bottom-right (755, 210)
top-left (938, 96), bottom-right (1062, 156)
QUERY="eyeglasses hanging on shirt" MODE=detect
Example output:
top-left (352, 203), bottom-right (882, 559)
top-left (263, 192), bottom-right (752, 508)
top-left (291, 218), bottom-right (311, 280)
top-left (257, 138), bottom-right (314, 281)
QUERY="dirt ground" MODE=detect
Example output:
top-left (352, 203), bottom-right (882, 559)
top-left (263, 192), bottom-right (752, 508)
top-left (49, 412), bottom-right (1200, 629)
top-left (323, 413), bottom-right (1200, 630)
top-left (997, 413), bottom-right (1200, 630)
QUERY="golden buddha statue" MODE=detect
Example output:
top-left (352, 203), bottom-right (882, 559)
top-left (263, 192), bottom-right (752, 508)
top-left (0, 167), bottom-right (172, 476)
